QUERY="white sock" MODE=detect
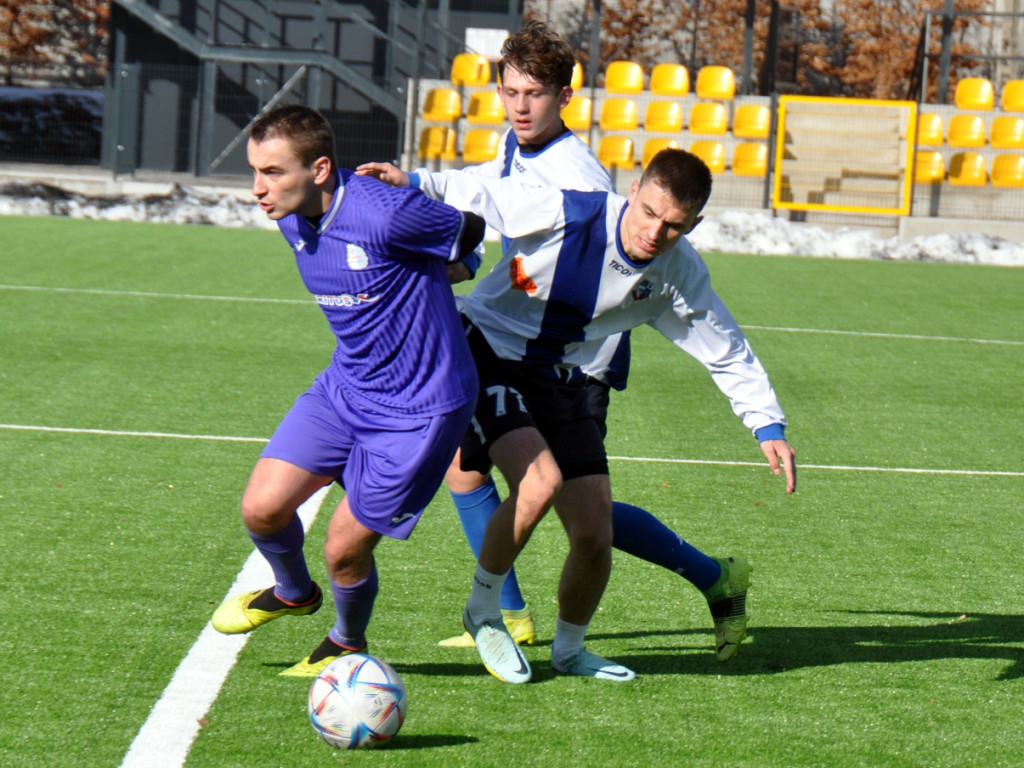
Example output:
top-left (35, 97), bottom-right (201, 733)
top-left (551, 616), bottom-right (588, 665)
top-left (466, 563), bottom-right (506, 624)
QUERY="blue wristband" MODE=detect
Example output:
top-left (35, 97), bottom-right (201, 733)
top-left (755, 424), bottom-right (786, 443)
top-left (408, 171), bottom-right (422, 188)
top-left (460, 248), bottom-right (483, 279)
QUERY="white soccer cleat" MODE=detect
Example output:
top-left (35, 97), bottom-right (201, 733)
top-left (551, 649), bottom-right (636, 682)
top-left (463, 607), bottom-right (532, 684)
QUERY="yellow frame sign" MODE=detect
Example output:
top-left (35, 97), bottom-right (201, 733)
top-left (773, 95), bottom-right (918, 216)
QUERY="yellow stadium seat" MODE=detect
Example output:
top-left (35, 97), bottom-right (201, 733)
top-left (642, 137), bottom-right (680, 168)
top-left (732, 142), bottom-right (769, 176)
top-left (916, 113), bottom-right (944, 147)
top-left (733, 104), bottom-right (770, 139)
top-left (597, 136), bottom-right (635, 169)
top-left (947, 114), bottom-right (985, 148)
top-left (690, 140), bottom-right (726, 173)
top-left (913, 150), bottom-right (945, 183)
top-left (1000, 79), bottom-right (1024, 112)
top-left (644, 100), bottom-right (684, 133)
top-left (450, 52), bottom-right (491, 87)
top-left (695, 65), bottom-right (736, 100)
top-left (418, 126), bottom-right (457, 161)
top-left (991, 154), bottom-right (1024, 187)
top-left (689, 101), bottom-right (728, 135)
top-left (650, 63), bottom-right (689, 97)
top-left (561, 95), bottom-right (593, 131)
top-left (599, 97), bottom-right (638, 131)
top-left (421, 88), bottom-right (461, 122)
top-left (462, 129), bottom-right (501, 164)
top-left (953, 77), bottom-right (994, 111)
top-left (466, 91), bottom-right (505, 125)
top-left (571, 61), bottom-right (584, 91)
top-left (604, 61), bottom-right (644, 94)
top-left (947, 152), bottom-right (986, 186)
top-left (989, 116), bottom-right (1024, 149)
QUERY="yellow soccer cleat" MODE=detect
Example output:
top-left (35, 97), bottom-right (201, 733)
top-left (280, 637), bottom-right (367, 678)
top-left (211, 583), bottom-right (322, 635)
top-left (703, 556), bottom-right (752, 662)
top-left (438, 607), bottom-right (536, 647)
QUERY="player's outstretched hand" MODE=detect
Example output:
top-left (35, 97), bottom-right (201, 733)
top-left (355, 162), bottom-right (409, 187)
top-left (760, 439), bottom-right (797, 494)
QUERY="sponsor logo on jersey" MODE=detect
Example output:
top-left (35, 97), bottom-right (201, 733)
top-left (292, 239), bottom-right (307, 253)
top-left (314, 293), bottom-right (381, 308)
top-left (513, 158), bottom-right (527, 174)
top-left (609, 259), bottom-right (634, 276)
top-left (346, 243), bottom-right (369, 270)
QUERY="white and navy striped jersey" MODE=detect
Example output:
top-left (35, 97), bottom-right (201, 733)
top-left (413, 127), bottom-right (632, 388)
top-left (436, 173), bottom-right (787, 435)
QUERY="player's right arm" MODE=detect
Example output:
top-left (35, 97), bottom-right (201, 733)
top-left (436, 173), bottom-right (567, 239)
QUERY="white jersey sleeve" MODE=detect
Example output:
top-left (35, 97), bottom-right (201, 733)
top-left (647, 243), bottom-right (787, 434)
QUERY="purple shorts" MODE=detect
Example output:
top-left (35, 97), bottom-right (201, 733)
top-left (262, 368), bottom-right (474, 540)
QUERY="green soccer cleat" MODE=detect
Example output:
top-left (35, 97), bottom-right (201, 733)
top-left (211, 583), bottom-right (322, 635)
top-left (551, 649), bottom-right (636, 682)
top-left (438, 607), bottom-right (537, 647)
top-left (703, 556), bottom-right (752, 662)
top-left (280, 636), bottom-right (367, 678)
top-left (463, 607), bottom-right (532, 684)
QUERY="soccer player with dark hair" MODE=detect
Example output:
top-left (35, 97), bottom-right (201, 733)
top-left (360, 22), bottom-right (767, 668)
top-left (210, 104), bottom-right (486, 677)
top-left (432, 147), bottom-right (797, 683)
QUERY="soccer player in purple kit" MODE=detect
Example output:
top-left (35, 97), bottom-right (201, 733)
top-left (210, 104), bottom-right (486, 677)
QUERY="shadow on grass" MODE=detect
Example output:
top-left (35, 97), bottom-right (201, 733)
top-left (586, 611), bottom-right (1024, 681)
top-left (263, 612), bottom-right (1023, 684)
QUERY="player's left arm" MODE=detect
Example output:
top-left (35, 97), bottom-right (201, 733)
top-left (652, 266), bottom-right (797, 493)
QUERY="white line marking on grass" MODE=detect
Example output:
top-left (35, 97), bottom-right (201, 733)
top-left (0, 423), bottom-right (267, 443)
top-left (4, 423), bottom-right (1021, 478)
top-left (0, 284), bottom-right (309, 305)
top-left (3, 284), bottom-right (1022, 347)
top-left (745, 324), bottom-right (1024, 347)
top-left (118, 486), bottom-right (330, 768)
top-left (608, 455), bottom-right (1024, 478)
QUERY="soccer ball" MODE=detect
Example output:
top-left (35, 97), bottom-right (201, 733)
top-left (308, 653), bottom-right (408, 749)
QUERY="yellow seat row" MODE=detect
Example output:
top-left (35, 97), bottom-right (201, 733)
top-left (564, 98), bottom-right (770, 138)
top-left (418, 126), bottom-right (501, 163)
top-left (603, 61), bottom-right (736, 100)
top-left (915, 150), bottom-right (1024, 187)
top-left (597, 136), bottom-right (769, 175)
top-left (918, 113), bottom-right (1024, 149)
top-left (952, 77), bottom-right (1024, 112)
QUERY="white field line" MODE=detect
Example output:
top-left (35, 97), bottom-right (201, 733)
top-left (118, 486), bottom-right (330, 768)
top-left (3, 423), bottom-right (1023, 478)
top-left (2, 283), bottom-right (1022, 347)
top-left (744, 324), bottom-right (1024, 347)
top-left (0, 284), bottom-right (309, 305)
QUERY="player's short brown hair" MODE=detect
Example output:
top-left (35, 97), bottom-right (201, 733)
top-left (641, 148), bottom-right (713, 214)
top-left (497, 21), bottom-right (576, 91)
top-left (249, 105), bottom-right (337, 168)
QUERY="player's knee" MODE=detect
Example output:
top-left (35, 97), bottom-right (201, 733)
top-left (239, 489), bottom-right (290, 535)
top-left (518, 455), bottom-right (562, 513)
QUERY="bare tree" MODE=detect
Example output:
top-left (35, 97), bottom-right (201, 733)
top-left (0, 0), bottom-right (109, 86)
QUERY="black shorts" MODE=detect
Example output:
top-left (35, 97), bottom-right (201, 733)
top-left (460, 322), bottom-right (608, 481)
top-left (584, 377), bottom-right (611, 439)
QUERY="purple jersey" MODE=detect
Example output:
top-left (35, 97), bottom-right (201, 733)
top-left (276, 169), bottom-right (477, 416)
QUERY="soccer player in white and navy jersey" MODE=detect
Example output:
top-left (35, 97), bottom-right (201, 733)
top-left (359, 22), bottom-right (768, 671)
top-left (210, 105), bottom-right (486, 677)
top-left (433, 148), bottom-right (797, 683)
